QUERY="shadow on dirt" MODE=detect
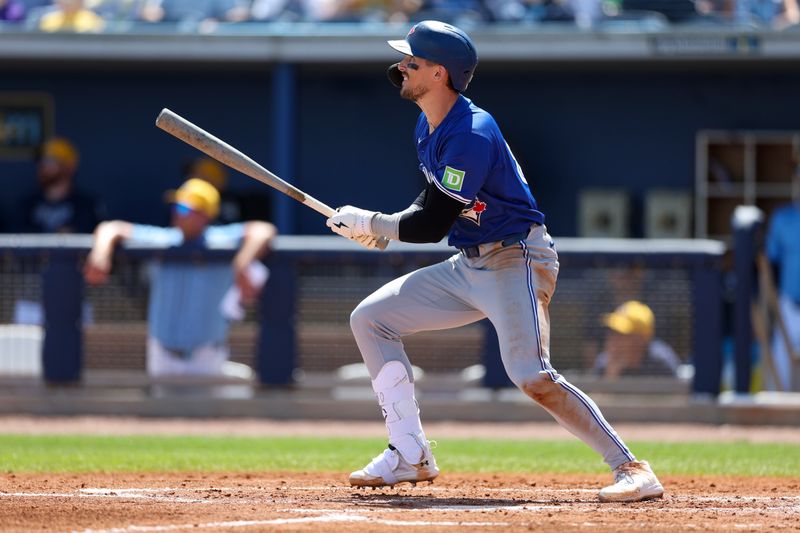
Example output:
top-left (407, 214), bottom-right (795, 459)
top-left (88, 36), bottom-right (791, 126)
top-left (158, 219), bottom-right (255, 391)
top-left (333, 493), bottom-right (581, 509)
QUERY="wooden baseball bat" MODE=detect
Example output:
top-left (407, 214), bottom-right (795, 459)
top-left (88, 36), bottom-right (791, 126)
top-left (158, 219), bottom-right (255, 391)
top-left (155, 108), bottom-right (388, 250)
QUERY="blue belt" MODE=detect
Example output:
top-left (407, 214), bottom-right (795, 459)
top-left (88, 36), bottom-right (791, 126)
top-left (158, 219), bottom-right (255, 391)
top-left (460, 229), bottom-right (532, 259)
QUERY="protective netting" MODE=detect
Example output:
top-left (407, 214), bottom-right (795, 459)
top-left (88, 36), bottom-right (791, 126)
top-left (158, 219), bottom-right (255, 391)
top-left (0, 236), bottom-right (714, 379)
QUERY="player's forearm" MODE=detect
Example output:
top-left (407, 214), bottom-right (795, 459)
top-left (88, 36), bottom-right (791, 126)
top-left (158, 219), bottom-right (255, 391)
top-left (371, 185), bottom-right (462, 243)
top-left (234, 221), bottom-right (277, 270)
top-left (370, 187), bottom-right (428, 240)
top-left (90, 220), bottom-right (133, 261)
top-left (371, 204), bottom-right (421, 241)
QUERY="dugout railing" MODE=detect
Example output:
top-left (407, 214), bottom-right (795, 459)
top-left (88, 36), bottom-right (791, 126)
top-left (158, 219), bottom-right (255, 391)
top-left (0, 235), bottom-right (725, 396)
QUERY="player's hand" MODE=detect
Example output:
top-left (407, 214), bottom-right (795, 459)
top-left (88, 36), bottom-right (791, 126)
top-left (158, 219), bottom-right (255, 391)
top-left (234, 265), bottom-right (260, 305)
top-left (326, 205), bottom-right (376, 239)
top-left (83, 253), bottom-right (111, 285)
top-left (351, 234), bottom-right (382, 250)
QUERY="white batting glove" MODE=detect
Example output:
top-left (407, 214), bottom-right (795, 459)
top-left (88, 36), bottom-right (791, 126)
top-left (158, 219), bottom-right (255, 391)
top-left (326, 205), bottom-right (376, 239)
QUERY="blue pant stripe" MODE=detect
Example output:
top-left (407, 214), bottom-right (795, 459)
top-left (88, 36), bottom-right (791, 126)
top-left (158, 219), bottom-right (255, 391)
top-left (520, 241), bottom-right (548, 374)
top-left (520, 241), bottom-right (633, 461)
top-left (558, 378), bottom-right (635, 461)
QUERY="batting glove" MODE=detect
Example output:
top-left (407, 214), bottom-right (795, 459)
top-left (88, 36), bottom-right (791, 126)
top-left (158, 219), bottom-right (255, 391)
top-left (326, 205), bottom-right (376, 239)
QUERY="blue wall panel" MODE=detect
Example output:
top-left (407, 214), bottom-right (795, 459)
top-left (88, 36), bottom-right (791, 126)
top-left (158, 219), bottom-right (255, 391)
top-left (1, 68), bottom-right (272, 228)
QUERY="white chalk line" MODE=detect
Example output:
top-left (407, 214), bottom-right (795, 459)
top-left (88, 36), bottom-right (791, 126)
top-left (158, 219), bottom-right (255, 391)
top-left (72, 513), bottom-right (512, 533)
top-left (0, 488), bottom-right (208, 504)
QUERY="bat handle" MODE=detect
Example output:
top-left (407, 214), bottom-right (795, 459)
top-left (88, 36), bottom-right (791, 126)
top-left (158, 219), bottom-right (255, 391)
top-left (376, 236), bottom-right (390, 250)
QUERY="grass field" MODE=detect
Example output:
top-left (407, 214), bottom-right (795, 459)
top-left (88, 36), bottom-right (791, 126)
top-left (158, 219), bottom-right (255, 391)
top-left (1, 435), bottom-right (798, 477)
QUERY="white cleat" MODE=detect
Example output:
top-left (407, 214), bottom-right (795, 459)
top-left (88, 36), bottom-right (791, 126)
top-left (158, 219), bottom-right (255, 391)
top-left (599, 460), bottom-right (664, 503)
top-left (349, 443), bottom-right (439, 488)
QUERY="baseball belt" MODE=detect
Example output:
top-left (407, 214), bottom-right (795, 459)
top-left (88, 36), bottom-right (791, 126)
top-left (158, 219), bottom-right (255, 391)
top-left (459, 226), bottom-right (535, 259)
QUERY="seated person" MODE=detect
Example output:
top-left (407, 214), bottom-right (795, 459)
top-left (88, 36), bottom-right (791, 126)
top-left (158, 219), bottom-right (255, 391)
top-left (593, 300), bottom-right (681, 378)
top-left (138, 0), bottom-right (249, 23)
top-left (84, 178), bottom-right (277, 378)
top-left (38, 0), bottom-right (105, 32)
top-left (13, 137), bottom-right (106, 233)
top-left (0, 0), bottom-right (26, 21)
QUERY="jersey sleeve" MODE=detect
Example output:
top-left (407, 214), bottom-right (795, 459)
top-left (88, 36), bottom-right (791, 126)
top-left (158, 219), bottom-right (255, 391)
top-left (129, 225), bottom-right (183, 247)
top-left (205, 223), bottom-right (246, 248)
top-left (431, 132), bottom-right (491, 204)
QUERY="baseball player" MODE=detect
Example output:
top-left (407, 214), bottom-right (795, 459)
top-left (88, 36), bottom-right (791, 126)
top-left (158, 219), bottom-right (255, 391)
top-left (765, 184), bottom-right (800, 391)
top-left (326, 20), bottom-right (664, 502)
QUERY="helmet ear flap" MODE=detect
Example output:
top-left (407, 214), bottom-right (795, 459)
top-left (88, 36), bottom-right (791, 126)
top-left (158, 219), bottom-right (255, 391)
top-left (387, 62), bottom-right (403, 88)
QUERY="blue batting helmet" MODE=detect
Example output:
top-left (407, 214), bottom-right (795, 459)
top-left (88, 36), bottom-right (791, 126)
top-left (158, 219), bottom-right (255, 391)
top-left (386, 20), bottom-right (478, 93)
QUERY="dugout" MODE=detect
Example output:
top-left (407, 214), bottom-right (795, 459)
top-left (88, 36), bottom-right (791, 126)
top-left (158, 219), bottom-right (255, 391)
top-left (0, 24), bottom-right (797, 417)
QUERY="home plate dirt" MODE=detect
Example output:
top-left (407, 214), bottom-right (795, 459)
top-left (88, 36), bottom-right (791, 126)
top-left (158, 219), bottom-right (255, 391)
top-left (1, 472), bottom-right (799, 532)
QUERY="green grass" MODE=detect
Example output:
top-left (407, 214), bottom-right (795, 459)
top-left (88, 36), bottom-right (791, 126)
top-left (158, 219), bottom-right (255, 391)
top-left (0, 435), bottom-right (797, 477)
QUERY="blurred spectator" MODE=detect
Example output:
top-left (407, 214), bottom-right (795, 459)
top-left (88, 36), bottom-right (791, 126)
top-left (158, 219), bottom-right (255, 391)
top-left (761, 0), bottom-right (800, 28)
top-left (778, 0), bottom-right (800, 27)
top-left (764, 190), bottom-right (800, 391)
top-left (38, 0), bottom-right (105, 32)
top-left (254, 0), bottom-right (383, 22)
top-left (183, 157), bottom-right (272, 224)
top-left (593, 300), bottom-right (682, 378)
top-left (696, 0), bottom-right (799, 26)
top-left (0, 0), bottom-right (26, 21)
top-left (620, 0), bottom-right (702, 23)
top-left (410, 0), bottom-right (488, 23)
top-left (249, 0), bottom-right (299, 21)
top-left (84, 178), bottom-right (277, 379)
top-left (91, 0), bottom-right (146, 21)
top-left (482, 0), bottom-right (526, 21)
top-left (381, 0), bottom-right (423, 21)
top-left (483, 0), bottom-right (575, 22)
top-left (16, 0), bottom-right (48, 12)
top-left (11, 137), bottom-right (106, 233)
top-left (138, 0), bottom-right (249, 24)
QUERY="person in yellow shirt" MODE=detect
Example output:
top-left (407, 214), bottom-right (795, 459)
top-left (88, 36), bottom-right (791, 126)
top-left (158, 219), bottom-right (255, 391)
top-left (39, 0), bottom-right (105, 32)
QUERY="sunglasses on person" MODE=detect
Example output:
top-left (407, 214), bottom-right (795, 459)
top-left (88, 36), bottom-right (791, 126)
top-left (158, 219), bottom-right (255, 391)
top-left (173, 203), bottom-right (198, 217)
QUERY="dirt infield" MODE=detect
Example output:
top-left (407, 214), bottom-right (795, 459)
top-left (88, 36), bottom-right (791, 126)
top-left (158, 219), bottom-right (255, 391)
top-left (1, 418), bottom-right (799, 531)
top-left (1, 471), bottom-right (799, 532)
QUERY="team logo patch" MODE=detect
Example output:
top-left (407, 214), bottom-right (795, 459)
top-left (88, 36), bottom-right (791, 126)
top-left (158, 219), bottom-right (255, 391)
top-left (442, 166), bottom-right (465, 192)
top-left (460, 198), bottom-right (487, 226)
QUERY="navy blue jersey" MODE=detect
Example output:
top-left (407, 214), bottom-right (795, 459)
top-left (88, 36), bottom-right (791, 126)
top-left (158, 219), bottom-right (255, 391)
top-left (415, 95), bottom-right (545, 249)
top-left (15, 187), bottom-right (105, 234)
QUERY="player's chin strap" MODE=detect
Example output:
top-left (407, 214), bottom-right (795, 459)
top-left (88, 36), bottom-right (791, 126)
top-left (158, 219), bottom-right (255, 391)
top-left (387, 63), bottom-right (404, 88)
